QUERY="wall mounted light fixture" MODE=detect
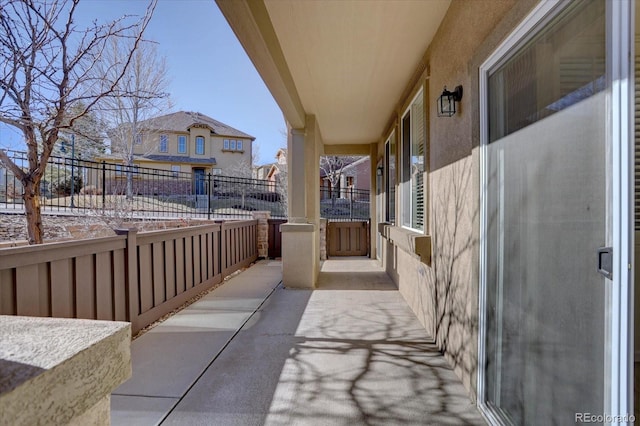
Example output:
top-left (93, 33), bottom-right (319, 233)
top-left (437, 85), bottom-right (463, 117)
top-left (376, 165), bottom-right (384, 176)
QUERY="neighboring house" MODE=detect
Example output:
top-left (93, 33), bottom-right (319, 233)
top-left (319, 156), bottom-right (368, 200)
top-left (257, 148), bottom-right (287, 192)
top-left (94, 111), bottom-right (255, 194)
top-left (341, 156), bottom-right (370, 192)
top-left (219, 1), bottom-right (634, 424)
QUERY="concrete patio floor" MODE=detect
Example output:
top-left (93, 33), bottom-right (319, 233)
top-left (111, 258), bottom-right (485, 425)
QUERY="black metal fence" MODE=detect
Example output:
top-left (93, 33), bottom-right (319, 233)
top-left (320, 186), bottom-right (369, 221)
top-left (0, 151), bottom-right (286, 219)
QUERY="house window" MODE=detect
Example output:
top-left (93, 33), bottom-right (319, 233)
top-left (159, 134), bottom-right (168, 152)
top-left (195, 136), bottom-right (204, 155)
top-left (135, 134), bottom-right (142, 145)
top-left (401, 89), bottom-right (425, 232)
top-left (223, 138), bottom-right (244, 152)
top-left (178, 135), bottom-right (187, 153)
top-left (171, 165), bottom-right (181, 177)
top-left (385, 132), bottom-right (396, 223)
top-left (346, 176), bottom-right (354, 187)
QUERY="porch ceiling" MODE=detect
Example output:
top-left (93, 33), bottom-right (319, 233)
top-left (217, 0), bottom-right (450, 145)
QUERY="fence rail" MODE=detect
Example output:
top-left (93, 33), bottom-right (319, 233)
top-left (320, 187), bottom-right (370, 221)
top-left (1, 151), bottom-right (373, 222)
top-left (0, 220), bottom-right (258, 334)
top-left (0, 150), bottom-right (286, 219)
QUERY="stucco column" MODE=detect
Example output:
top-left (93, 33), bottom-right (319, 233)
top-left (287, 127), bottom-right (307, 222)
top-left (281, 121), bottom-right (318, 288)
top-left (305, 115), bottom-right (322, 275)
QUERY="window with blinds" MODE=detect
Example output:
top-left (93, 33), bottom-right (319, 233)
top-left (401, 89), bottom-right (425, 231)
top-left (385, 133), bottom-right (396, 223)
top-left (635, 52), bottom-right (640, 230)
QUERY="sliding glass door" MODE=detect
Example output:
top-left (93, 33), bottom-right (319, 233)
top-left (479, 1), bottom-right (632, 424)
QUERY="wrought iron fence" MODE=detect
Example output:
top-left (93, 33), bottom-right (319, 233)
top-left (0, 150), bottom-right (287, 219)
top-left (320, 186), bottom-right (370, 221)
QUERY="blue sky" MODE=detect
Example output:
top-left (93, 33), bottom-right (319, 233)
top-left (1, 0), bottom-right (285, 165)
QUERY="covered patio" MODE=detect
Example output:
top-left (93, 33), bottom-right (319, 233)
top-left (110, 259), bottom-right (485, 425)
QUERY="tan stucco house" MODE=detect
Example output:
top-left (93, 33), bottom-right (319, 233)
top-left (100, 110), bottom-right (254, 177)
top-left (217, 0), bottom-right (636, 424)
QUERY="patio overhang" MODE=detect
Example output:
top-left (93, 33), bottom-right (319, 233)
top-left (216, 0), bottom-right (451, 145)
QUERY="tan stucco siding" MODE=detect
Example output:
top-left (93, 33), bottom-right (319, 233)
top-left (383, 0), bottom-right (540, 400)
top-left (130, 130), bottom-right (252, 171)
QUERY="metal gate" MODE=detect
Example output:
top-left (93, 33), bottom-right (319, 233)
top-left (327, 220), bottom-right (369, 257)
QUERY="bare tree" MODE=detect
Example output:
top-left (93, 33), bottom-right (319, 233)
top-left (96, 31), bottom-right (171, 199)
top-left (319, 155), bottom-right (359, 207)
top-left (0, 0), bottom-right (157, 244)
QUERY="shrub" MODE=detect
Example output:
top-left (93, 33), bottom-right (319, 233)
top-left (52, 175), bottom-right (83, 196)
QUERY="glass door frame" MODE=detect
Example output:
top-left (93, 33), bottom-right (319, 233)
top-left (476, 0), bottom-right (634, 424)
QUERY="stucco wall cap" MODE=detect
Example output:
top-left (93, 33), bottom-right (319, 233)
top-left (0, 316), bottom-right (131, 425)
top-left (387, 226), bottom-right (432, 266)
top-left (280, 223), bottom-right (315, 233)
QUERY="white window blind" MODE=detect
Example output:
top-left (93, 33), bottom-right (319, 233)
top-left (635, 52), bottom-right (640, 230)
top-left (401, 89), bottom-right (425, 231)
top-left (411, 95), bottom-right (425, 230)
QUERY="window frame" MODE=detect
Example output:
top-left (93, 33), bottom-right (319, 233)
top-left (400, 88), bottom-right (426, 233)
top-left (159, 134), bottom-right (168, 153)
top-left (237, 140), bottom-right (243, 151)
top-left (385, 131), bottom-right (396, 224)
top-left (224, 139), bottom-right (230, 150)
top-left (178, 135), bottom-right (187, 154)
top-left (195, 136), bottom-right (205, 155)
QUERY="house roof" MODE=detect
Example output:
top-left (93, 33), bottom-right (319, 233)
top-left (140, 111), bottom-right (255, 140)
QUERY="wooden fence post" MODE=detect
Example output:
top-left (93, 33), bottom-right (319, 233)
top-left (115, 228), bottom-right (139, 335)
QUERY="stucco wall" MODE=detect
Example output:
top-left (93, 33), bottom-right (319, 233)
top-left (386, 0), bottom-right (540, 399)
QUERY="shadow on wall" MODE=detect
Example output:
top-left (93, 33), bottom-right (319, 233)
top-left (427, 158), bottom-right (479, 394)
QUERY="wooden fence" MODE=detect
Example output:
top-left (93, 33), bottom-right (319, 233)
top-left (0, 220), bottom-right (258, 334)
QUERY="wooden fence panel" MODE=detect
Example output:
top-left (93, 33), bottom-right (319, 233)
top-left (327, 221), bottom-right (369, 256)
top-left (152, 242), bottom-right (165, 307)
top-left (165, 241), bottom-right (176, 301)
top-left (206, 232), bottom-right (214, 280)
top-left (221, 220), bottom-right (258, 275)
top-left (113, 248), bottom-right (127, 322)
top-left (0, 269), bottom-right (16, 315)
top-left (16, 264), bottom-right (42, 317)
top-left (175, 237), bottom-right (186, 294)
top-left (95, 252), bottom-right (113, 320)
top-left (0, 221), bottom-right (257, 335)
top-left (138, 244), bottom-right (153, 313)
top-left (185, 235), bottom-right (194, 289)
top-left (75, 255), bottom-right (95, 319)
top-left (50, 259), bottom-right (73, 318)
